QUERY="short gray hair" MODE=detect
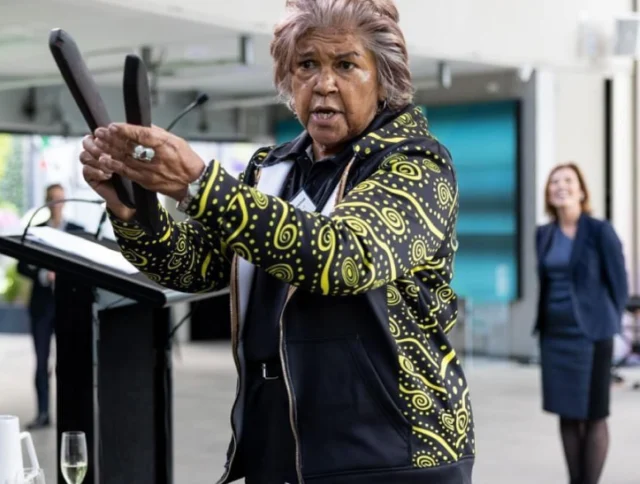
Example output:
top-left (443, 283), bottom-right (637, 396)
top-left (270, 0), bottom-right (414, 112)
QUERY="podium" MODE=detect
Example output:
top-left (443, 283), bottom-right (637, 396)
top-left (0, 230), bottom-right (220, 484)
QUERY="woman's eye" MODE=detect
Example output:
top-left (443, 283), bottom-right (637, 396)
top-left (339, 61), bottom-right (355, 70)
top-left (299, 60), bottom-right (315, 69)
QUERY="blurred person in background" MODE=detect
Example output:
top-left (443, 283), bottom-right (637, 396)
top-left (535, 163), bottom-right (628, 484)
top-left (17, 183), bottom-right (83, 429)
top-left (79, 0), bottom-right (475, 482)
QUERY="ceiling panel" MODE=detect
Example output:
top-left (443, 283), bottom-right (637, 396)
top-left (0, 0), bottom-right (507, 96)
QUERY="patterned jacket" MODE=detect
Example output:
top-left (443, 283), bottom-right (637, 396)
top-left (110, 105), bottom-right (475, 483)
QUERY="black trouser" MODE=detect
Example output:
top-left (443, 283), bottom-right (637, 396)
top-left (242, 361), bottom-right (298, 484)
top-left (31, 311), bottom-right (55, 416)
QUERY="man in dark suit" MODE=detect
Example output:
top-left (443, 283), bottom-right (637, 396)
top-left (17, 184), bottom-right (83, 429)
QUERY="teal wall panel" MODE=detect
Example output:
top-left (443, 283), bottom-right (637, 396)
top-left (275, 100), bottom-right (521, 302)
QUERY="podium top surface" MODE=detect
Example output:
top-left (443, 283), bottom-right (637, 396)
top-left (0, 232), bottom-right (220, 307)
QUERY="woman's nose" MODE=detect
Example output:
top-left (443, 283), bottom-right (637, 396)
top-left (313, 68), bottom-right (338, 96)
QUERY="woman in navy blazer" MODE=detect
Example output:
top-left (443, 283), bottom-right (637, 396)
top-left (535, 163), bottom-right (628, 484)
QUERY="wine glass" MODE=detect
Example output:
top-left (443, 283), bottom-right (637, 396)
top-left (60, 431), bottom-right (87, 484)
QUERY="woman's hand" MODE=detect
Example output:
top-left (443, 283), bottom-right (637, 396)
top-left (80, 135), bottom-right (136, 221)
top-left (92, 123), bottom-right (206, 201)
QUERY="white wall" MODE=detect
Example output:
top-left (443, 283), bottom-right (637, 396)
top-left (634, 67), bottom-right (640, 295)
top-left (535, 71), bottom-right (610, 223)
top-left (611, 73), bottom-right (635, 293)
top-left (535, 71), bottom-right (558, 225)
top-left (554, 72), bottom-right (606, 219)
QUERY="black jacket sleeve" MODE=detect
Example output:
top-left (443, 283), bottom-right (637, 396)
top-left (600, 221), bottom-right (629, 316)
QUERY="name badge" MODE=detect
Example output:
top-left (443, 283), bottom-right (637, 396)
top-left (290, 188), bottom-right (317, 213)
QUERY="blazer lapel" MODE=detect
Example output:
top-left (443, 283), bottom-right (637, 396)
top-left (537, 223), bottom-right (555, 270)
top-left (569, 213), bottom-right (588, 269)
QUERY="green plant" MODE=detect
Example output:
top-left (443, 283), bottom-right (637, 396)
top-left (1, 262), bottom-right (29, 304)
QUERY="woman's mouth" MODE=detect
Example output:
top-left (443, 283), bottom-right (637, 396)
top-left (311, 108), bottom-right (341, 122)
top-left (315, 112), bottom-right (336, 119)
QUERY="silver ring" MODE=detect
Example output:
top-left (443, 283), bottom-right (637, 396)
top-left (132, 144), bottom-right (155, 162)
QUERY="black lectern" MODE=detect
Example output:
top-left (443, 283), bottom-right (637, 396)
top-left (0, 231), bottom-right (218, 484)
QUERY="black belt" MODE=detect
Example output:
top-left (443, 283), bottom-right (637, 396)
top-left (247, 360), bottom-right (283, 380)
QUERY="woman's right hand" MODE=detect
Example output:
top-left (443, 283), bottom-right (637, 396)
top-left (80, 135), bottom-right (136, 222)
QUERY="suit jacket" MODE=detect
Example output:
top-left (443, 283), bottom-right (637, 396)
top-left (535, 213), bottom-right (629, 340)
top-left (17, 220), bottom-right (84, 320)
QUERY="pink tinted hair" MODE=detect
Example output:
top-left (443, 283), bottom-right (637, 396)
top-left (270, 0), bottom-right (413, 112)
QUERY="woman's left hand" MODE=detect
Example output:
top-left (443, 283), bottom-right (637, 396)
top-left (93, 123), bottom-right (206, 201)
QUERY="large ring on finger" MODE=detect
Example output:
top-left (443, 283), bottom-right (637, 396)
top-left (132, 144), bottom-right (155, 162)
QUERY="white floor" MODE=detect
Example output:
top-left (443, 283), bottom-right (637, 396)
top-left (1, 334), bottom-right (639, 483)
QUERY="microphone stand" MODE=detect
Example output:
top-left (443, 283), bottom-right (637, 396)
top-left (166, 93), bottom-right (209, 132)
top-left (21, 198), bottom-right (105, 245)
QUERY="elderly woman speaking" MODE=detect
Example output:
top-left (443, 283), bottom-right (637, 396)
top-left (80, 0), bottom-right (474, 482)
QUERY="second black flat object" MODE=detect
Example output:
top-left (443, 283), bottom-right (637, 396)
top-left (123, 54), bottom-right (161, 233)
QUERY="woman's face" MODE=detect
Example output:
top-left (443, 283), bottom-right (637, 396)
top-left (547, 167), bottom-right (584, 212)
top-left (291, 30), bottom-right (382, 158)
top-left (46, 186), bottom-right (65, 220)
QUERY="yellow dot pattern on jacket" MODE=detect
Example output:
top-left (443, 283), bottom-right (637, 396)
top-left (109, 107), bottom-right (475, 470)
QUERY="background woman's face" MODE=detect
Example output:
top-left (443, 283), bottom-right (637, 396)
top-left (548, 167), bottom-right (584, 212)
top-left (291, 30), bottom-right (381, 157)
top-left (46, 186), bottom-right (65, 220)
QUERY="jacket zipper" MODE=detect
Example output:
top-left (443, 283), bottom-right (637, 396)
top-left (221, 157), bottom-right (354, 483)
top-left (277, 157), bottom-right (356, 484)
top-left (216, 256), bottom-right (242, 484)
top-left (279, 286), bottom-right (303, 483)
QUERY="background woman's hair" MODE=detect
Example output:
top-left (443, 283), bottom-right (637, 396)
top-left (544, 162), bottom-right (592, 219)
top-left (271, 0), bottom-right (413, 112)
top-left (45, 183), bottom-right (64, 202)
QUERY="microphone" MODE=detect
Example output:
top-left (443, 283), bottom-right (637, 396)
top-left (92, 93), bottom-right (210, 240)
top-left (165, 93), bottom-right (209, 132)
